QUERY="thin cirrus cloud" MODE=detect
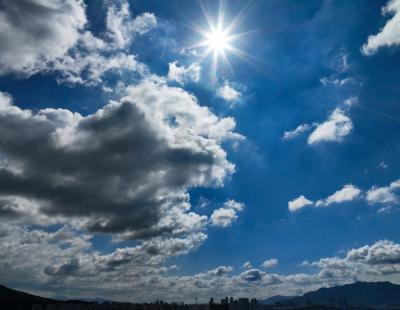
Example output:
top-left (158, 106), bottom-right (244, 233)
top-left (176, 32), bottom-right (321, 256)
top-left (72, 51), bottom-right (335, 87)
top-left (362, 0), bottom-right (400, 55)
top-left (283, 124), bottom-right (312, 140)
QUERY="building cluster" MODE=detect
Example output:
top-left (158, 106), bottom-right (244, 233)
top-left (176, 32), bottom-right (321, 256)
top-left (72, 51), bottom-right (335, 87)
top-left (30, 298), bottom-right (261, 310)
top-left (209, 297), bottom-right (259, 310)
top-left (30, 297), bottom-right (373, 310)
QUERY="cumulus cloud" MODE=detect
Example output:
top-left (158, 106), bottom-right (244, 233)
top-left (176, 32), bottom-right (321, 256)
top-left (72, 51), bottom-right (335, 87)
top-left (316, 184), bottom-right (361, 207)
top-left (223, 199), bottom-right (245, 211)
top-left (345, 240), bottom-right (400, 266)
top-left (0, 0), bottom-right (157, 86)
top-left (261, 258), bottom-right (278, 269)
top-left (362, 0), bottom-right (400, 55)
top-left (283, 124), bottom-right (312, 140)
top-left (0, 0), bottom-right (86, 75)
top-left (207, 266), bottom-right (233, 276)
top-left (308, 108), bottom-right (352, 144)
top-left (167, 61), bottom-right (201, 84)
top-left (288, 195), bottom-right (313, 212)
top-left (366, 180), bottom-right (400, 204)
top-left (217, 82), bottom-right (241, 102)
top-left (53, 51), bottom-right (147, 86)
top-left (1, 220), bottom-right (400, 302)
top-left (243, 261), bottom-right (252, 269)
top-left (239, 268), bottom-right (266, 282)
top-left (0, 79), bottom-right (240, 239)
top-left (290, 179), bottom-right (400, 213)
top-left (210, 199), bottom-right (244, 227)
top-left (210, 209), bottom-right (238, 227)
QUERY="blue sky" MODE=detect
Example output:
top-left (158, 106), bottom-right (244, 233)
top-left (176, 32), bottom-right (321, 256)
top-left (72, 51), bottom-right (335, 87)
top-left (0, 0), bottom-right (400, 303)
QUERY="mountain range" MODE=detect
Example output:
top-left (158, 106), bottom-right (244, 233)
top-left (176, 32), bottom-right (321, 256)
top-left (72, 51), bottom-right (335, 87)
top-left (261, 281), bottom-right (400, 307)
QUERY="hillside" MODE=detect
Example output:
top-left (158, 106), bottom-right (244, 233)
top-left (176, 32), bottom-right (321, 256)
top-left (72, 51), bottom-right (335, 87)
top-left (291, 281), bottom-right (400, 307)
top-left (0, 284), bottom-right (59, 310)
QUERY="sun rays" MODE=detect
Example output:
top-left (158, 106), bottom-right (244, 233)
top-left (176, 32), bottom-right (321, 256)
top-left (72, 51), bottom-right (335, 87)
top-left (188, 0), bottom-right (255, 77)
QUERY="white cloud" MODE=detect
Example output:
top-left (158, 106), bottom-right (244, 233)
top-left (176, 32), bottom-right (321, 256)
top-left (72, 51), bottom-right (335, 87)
top-left (0, 0), bottom-right (156, 86)
top-left (362, 0), bottom-right (400, 55)
top-left (288, 195), bottom-right (313, 212)
top-left (239, 268), bottom-right (266, 282)
top-left (167, 61), bottom-right (201, 84)
top-left (53, 52), bottom-right (147, 86)
top-left (223, 199), bottom-right (245, 211)
top-left (308, 108), bottom-right (352, 144)
top-left (2, 221), bottom-right (400, 302)
top-left (210, 208), bottom-right (238, 227)
top-left (344, 96), bottom-right (359, 107)
top-left (243, 261), bottom-right (252, 269)
top-left (366, 179), bottom-right (400, 204)
top-left (290, 179), bottom-right (400, 214)
top-left (0, 0), bottom-right (86, 75)
top-left (0, 79), bottom-right (240, 239)
top-left (207, 265), bottom-right (233, 276)
top-left (320, 77), bottom-right (354, 87)
top-left (261, 258), bottom-right (278, 269)
top-left (210, 199), bottom-right (244, 227)
top-left (283, 124), bottom-right (312, 140)
top-left (217, 82), bottom-right (241, 102)
top-left (106, 2), bottom-right (157, 49)
top-left (316, 184), bottom-right (362, 207)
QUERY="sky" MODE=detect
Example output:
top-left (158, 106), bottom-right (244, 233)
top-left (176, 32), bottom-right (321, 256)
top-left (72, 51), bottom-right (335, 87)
top-left (0, 0), bottom-right (400, 303)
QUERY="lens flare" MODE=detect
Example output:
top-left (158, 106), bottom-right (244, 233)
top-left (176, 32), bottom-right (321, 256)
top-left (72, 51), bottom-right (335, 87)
top-left (188, 1), bottom-right (256, 77)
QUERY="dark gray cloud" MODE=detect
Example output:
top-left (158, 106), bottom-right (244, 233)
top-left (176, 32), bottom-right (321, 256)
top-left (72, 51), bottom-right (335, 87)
top-left (0, 0), bottom-right (86, 75)
top-left (346, 240), bottom-right (400, 265)
top-left (0, 80), bottom-right (237, 239)
top-left (0, 0), bottom-right (156, 86)
top-left (239, 269), bottom-right (265, 282)
top-left (207, 266), bottom-right (233, 277)
top-left (44, 259), bottom-right (80, 276)
top-left (1, 222), bottom-right (400, 302)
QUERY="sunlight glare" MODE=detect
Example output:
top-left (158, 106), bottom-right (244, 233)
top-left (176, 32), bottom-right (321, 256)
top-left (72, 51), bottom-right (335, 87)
top-left (206, 29), bottom-right (230, 53)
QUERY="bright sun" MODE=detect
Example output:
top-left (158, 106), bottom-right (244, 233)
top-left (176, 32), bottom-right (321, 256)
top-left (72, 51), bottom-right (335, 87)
top-left (205, 29), bottom-right (230, 53)
top-left (189, 2), bottom-right (253, 76)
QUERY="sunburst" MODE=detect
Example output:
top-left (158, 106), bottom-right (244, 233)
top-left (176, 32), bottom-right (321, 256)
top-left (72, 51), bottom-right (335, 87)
top-left (189, 1), bottom-right (254, 77)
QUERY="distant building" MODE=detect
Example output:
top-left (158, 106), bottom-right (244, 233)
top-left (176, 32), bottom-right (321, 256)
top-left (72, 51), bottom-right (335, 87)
top-left (237, 298), bottom-right (249, 310)
top-left (250, 299), bottom-right (257, 310)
